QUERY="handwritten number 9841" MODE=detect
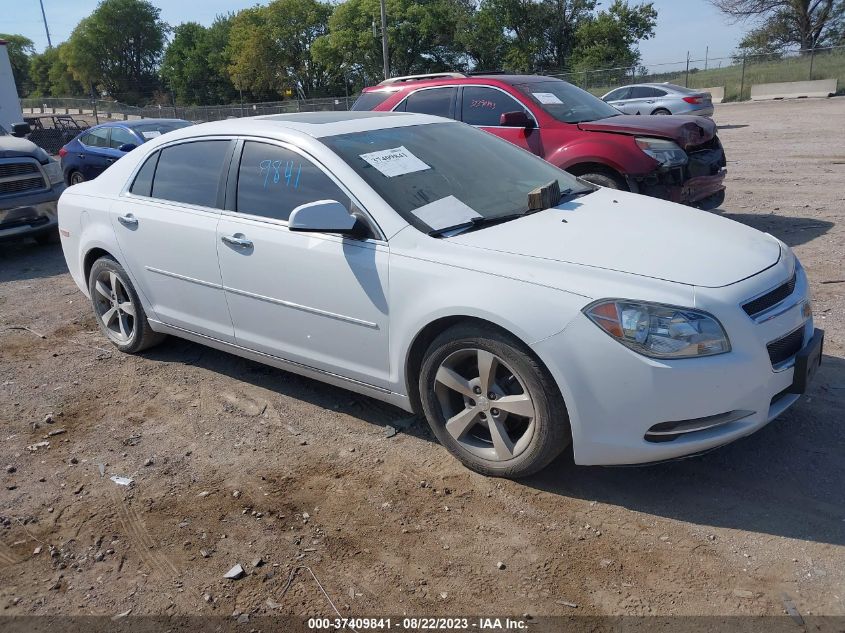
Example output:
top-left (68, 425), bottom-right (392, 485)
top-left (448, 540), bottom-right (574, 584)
top-left (259, 159), bottom-right (302, 189)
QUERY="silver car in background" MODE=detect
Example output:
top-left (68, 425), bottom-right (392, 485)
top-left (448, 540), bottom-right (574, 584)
top-left (601, 83), bottom-right (714, 117)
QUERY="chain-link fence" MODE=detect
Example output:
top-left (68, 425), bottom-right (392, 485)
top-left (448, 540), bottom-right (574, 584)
top-left (549, 45), bottom-right (845, 101)
top-left (19, 96), bottom-right (356, 124)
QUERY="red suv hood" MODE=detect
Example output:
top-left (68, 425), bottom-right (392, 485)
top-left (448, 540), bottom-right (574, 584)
top-left (577, 115), bottom-right (716, 150)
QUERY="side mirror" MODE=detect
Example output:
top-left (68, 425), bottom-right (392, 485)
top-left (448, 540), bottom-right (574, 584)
top-left (499, 111), bottom-right (533, 128)
top-left (289, 200), bottom-right (358, 235)
top-left (118, 143), bottom-right (137, 153)
top-left (11, 122), bottom-right (31, 137)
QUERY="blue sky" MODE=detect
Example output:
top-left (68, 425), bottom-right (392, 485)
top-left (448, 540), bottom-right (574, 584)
top-left (9, 0), bottom-right (749, 69)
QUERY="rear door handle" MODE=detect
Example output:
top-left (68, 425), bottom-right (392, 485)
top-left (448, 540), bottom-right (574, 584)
top-left (221, 234), bottom-right (253, 248)
top-left (78, 154), bottom-right (85, 159)
top-left (117, 213), bottom-right (138, 228)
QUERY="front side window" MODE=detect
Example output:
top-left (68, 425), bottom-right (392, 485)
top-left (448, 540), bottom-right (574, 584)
top-left (236, 141), bottom-right (349, 222)
top-left (150, 140), bottom-right (230, 208)
top-left (322, 122), bottom-right (590, 234)
top-left (81, 128), bottom-right (110, 148)
top-left (604, 87), bottom-right (630, 101)
top-left (460, 87), bottom-right (528, 127)
top-left (110, 127), bottom-right (139, 150)
top-left (399, 88), bottom-right (457, 119)
top-left (516, 79), bottom-right (621, 123)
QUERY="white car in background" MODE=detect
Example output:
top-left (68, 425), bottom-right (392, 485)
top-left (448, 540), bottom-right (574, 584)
top-left (58, 112), bottom-right (823, 478)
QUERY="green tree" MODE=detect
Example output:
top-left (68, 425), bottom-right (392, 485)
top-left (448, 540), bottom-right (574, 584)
top-left (161, 17), bottom-right (237, 105)
top-left (570, 0), bottom-right (657, 71)
top-left (537, 0), bottom-right (597, 70)
top-left (712, 0), bottom-right (844, 51)
top-left (227, 0), bottom-right (335, 99)
top-left (29, 44), bottom-right (86, 97)
top-left (61, 0), bottom-right (168, 104)
top-left (0, 34), bottom-right (35, 94)
top-left (312, 0), bottom-right (471, 83)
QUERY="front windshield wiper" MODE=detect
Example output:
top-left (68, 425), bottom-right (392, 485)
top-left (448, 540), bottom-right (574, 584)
top-left (429, 213), bottom-right (525, 238)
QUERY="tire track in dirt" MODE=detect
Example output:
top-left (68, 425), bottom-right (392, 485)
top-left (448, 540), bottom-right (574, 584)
top-left (110, 487), bottom-right (178, 579)
top-left (0, 539), bottom-right (21, 568)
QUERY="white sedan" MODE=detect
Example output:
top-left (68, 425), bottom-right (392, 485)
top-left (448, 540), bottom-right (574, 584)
top-left (58, 112), bottom-right (823, 478)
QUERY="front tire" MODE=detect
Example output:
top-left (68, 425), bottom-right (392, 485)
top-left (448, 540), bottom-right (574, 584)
top-left (418, 324), bottom-right (570, 478)
top-left (577, 171), bottom-right (626, 190)
top-left (88, 257), bottom-right (165, 353)
top-left (651, 108), bottom-right (671, 115)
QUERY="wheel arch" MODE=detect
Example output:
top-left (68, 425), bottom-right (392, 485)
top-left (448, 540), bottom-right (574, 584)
top-left (565, 162), bottom-right (629, 189)
top-left (403, 315), bottom-right (564, 417)
top-left (83, 246), bottom-right (116, 285)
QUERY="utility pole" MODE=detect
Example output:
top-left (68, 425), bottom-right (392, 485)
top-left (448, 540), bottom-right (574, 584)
top-left (39, 0), bottom-right (53, 48)
top-left (380, 0), bottom-right (389, 80)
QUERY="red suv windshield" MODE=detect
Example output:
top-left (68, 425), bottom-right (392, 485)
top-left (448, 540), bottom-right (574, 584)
top-left (513, 79), bottom-right (621, 123)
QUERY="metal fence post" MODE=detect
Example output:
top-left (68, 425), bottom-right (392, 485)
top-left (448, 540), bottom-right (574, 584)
top-left (685, 51), bottom-right (690, 87)
top-left (739, 54), bottom-right (747, 101)
top-left (809, 47), bottom-right (815, 80)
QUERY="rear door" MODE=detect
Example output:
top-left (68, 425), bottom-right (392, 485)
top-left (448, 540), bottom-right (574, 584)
top-left (458, 85), bottom-right (543, 157)
top-left (112, 138), bottom-right (236, 342)
top-left (216, 139), bottom-right (391, 387)
top-left (625, 86), bottom-right (658, 115)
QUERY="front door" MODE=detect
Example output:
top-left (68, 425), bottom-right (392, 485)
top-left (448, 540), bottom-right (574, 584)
top-left (216, 140), bottom-right (390, 387)
top-left (112, 138), bottom-right (236, 342)
top-left (459, 86), bottom-right (544, 157)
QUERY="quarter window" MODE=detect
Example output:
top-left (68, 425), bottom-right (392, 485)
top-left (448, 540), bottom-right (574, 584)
top-left (399, 88), bottom-right (457, 119)
top-left (150, 140), bottom-right (230, 208)
top-left (236, 141), bottom-right (349, 222)
top-left (460, 87), bottom-right (529, 127)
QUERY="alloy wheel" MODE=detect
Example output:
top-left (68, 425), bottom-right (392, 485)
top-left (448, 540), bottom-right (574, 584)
top-left (433, 348), bottom-right (536, 462)
top-left (70, 172), bottom-right (84, 185)
top-left (92, 270), bottom-right (136, 344)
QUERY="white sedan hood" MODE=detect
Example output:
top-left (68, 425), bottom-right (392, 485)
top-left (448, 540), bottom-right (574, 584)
top-left (448, 188), bottom-right (781, 288)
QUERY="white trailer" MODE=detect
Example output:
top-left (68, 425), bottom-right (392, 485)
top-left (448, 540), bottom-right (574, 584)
top-left (0, 39), bottom-right (25, 133)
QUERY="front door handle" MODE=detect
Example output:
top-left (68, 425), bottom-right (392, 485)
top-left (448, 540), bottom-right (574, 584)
top-left (78, 154), bottom-right (85, 159)
top-left (221, 234), bottom-right (253, 248)
top-left (117, 213), bottom-right (138, 228)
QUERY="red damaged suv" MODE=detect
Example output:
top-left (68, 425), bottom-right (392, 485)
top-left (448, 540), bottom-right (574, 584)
top-left (353, 73), bottom-right (727, 207)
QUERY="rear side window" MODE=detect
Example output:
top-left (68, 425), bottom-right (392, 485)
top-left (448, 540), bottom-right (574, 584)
top-left (630, 86), bottom-right (660, 98)
top-left (236, 141), bottom-right (349, 222)
top-left (399, 88), bottom-right (457, 119)
top-left (81, 128), bottom-right (109, 147)
top-left (461, 87), bottom-right (528, 127)
top-left (130, 151), bottom-right (159, 197)
top-left (351, 91), bottom-right (393, 111)
top-left (151, 141), bottom-right (230, 208)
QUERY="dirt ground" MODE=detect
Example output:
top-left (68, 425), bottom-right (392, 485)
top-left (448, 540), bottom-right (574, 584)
top-left (1, 98), bottom-right (844, 624)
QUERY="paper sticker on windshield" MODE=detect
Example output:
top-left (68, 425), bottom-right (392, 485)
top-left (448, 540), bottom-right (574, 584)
top-left (141, 130), bottom-right (161, 139)
top-left (532, 92), bottom-right (563, 105)
top-left (359, 146), bottom-right (430, 178)
top-left (411, 196), bottom-right (481, 232)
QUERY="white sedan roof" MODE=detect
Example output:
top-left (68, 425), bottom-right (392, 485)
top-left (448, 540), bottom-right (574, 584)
top-left (159, 111), bottom-right (446, 142)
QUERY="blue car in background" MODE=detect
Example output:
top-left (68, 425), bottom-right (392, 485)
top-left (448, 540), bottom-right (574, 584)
top-left (59, 119), bottom-right (192, 185)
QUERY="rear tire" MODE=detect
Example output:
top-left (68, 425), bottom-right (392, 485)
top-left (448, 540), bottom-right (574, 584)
top-left (88, 257), bottom-right (165, 354)
top-left (651, 108), bottom-right (671, 115)
top-left (418, 323), bottom-right (570, 478)
top-left (576, 171), bottom-right (626, 190)
top-left (69, 170), bottom-right (85, 185)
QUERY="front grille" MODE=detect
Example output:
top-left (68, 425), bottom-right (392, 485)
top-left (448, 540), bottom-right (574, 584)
top-left (0, 161), bottom-right (46, 196)
top-left (0, 162), bottom-right (39, 178)
top-left (767, 327), bottom-right (804, 367)
top-left (743, 273), bottom-right (797, 317)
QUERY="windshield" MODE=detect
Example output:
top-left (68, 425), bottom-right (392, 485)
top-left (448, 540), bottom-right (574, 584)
top-left (322, 122), bottom-right (590, 234)
top-left (515, 80), bottom-right (621, 123)
top-left (0, 124), bottom-right (6, 136)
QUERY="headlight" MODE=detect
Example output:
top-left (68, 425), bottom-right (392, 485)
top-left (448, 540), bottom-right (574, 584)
top-left (635, 137), bottom-right (688, 167)
top-left (42, 160), bottom-right (64, 185)
top-left (584, 299), bottom-right (730, 359)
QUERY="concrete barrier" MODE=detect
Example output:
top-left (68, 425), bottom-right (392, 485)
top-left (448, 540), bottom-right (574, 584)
top-left (702, 86), bottom-right (724, 103)
top-left (750, 79), bottom-right (838, 100)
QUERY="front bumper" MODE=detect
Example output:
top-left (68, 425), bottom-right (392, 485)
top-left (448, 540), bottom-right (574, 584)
top-left (628, 138), bottom-right (727, 204)
top-left (531, 260), bottom-right (819, 466)
top-left (0, 190), bottom-right (61, 240)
